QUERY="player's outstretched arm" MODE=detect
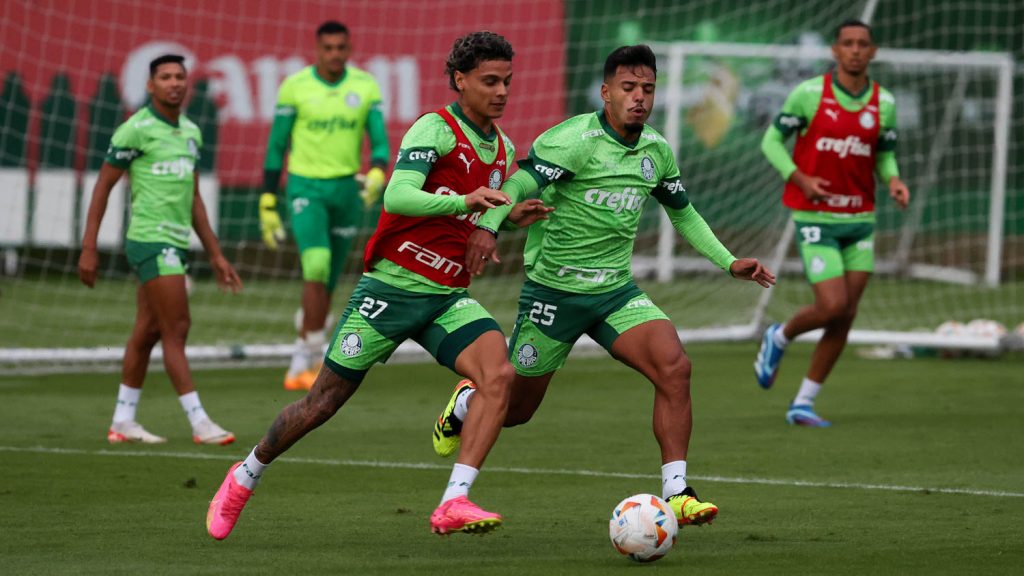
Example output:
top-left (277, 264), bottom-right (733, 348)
top-left (192, 180), bottom-right (242, 294)
top-left (78, 162), bottom-right (125, 288)
top-left (729, 258), bottom-right (776, 288)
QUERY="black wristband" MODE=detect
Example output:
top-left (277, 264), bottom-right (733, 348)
top-left (476, 225), bottom-right (498, 239)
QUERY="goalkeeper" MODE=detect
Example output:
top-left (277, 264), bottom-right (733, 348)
top-left (261, 20), bottom-right (390, 391)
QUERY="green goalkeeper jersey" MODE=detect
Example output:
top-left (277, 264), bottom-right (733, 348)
top-left (105, 104), bottom-right (202, 248)
top-left (482, 111), bottom-right (689, 294)
top-left (265, 65), bottom-right (386, 179)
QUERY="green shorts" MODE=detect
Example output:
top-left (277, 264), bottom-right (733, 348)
top-left (794, 220), bottom-right (875, 284)
top-left (324, 276), bottom-right (502, 383)
top-left (287, 173), bottom-right (362, 291)
top-left (125, 240), bottom-right (188, 284)
top-left (508, 279), bottom-right (670, 376)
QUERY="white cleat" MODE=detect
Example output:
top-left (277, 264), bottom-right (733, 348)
top-left (108, 421), bottom-right (167, 444)
top-left (192, 418), bottom-right (236, 446)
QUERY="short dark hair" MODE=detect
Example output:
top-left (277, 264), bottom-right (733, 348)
top-left (834, 18), bottom-right (873, 42)
top-left (149, 54), bottom-right (185, 77)
top-left (445, 31), bottom-right (514, 91)
top-left (603, 45), bottom-right (657, 81)
top-left (317, 20), bottom-right (349, 37)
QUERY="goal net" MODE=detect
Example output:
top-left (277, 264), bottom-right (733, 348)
top-left (1, 0), bottom-right (1020, 371)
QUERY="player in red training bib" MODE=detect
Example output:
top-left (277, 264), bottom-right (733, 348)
top-left (206, 31), bottom-right (551, 541)
top-left (755, 19), bottom-right (910, 427)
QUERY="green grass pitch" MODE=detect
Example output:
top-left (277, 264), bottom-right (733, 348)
top-left (2, 343), bottom-right (1022, 574)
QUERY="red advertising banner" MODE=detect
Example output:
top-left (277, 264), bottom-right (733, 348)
top-left (0, 0), bottom-right (566, 185)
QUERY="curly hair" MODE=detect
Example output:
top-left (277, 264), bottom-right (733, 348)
top-left (445, 31), bottom-right (514, 91)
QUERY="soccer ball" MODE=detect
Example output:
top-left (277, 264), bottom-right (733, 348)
top-left (609, 494), bottom-right (678, 563)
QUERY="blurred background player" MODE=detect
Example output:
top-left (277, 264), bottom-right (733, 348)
top-left (754, 19), bottom-right (910, 427)
top-left (207, 31), bottom-right (552, 540)
top-left (78, 54), bottom-right (242, 445)
top-left (431, 45), bottom-right (775, 528)
top-left (260, 20), bottom-right (391, 391)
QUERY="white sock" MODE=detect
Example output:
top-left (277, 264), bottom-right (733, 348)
top-left (305, 329), bottom-right (326, 358)
top-left (178, 391), bottom-right (209, 427)
top-left (773, 323), bottom-right (791, 349)
top-left (233, 447), bottom-right (269, 490)
top-left (441, 463), bottom-right (479, 503)
top-left (793, 378), bottom-right (822, 407)
top-left (453, 388), bottom-right (475, 421)
top-left (661, 460), bottom-right (688, 500)
top-left (112, 383), bottom-right (141, 424)
top-left (287, 337), bottom-right (311, 377)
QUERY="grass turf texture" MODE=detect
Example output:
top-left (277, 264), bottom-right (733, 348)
top-left (2, 343), bottom-right (1022, 574)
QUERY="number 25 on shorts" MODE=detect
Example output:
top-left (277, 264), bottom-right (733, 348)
top-left (528, 302), bottom-right (557, 326)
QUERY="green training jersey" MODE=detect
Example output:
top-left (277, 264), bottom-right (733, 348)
top-left (105, 104), bottom-right (202, 248)
top-left (514, 111), bottom-right (688, 294)
top-left (367, 102), bottom-right (517, 294)
top-left (273, 65), bottom-right (382, 179)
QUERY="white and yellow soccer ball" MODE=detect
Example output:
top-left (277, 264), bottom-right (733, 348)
top-left (609, 494), bottom-right (678, 563)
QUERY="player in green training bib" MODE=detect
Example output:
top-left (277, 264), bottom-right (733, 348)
top-left (78, 54), bottom-right (242, 447)
top-left (260, 21), bottom-right (391, 391)
top-left (754, 19), bottom-right (911, 427)
top-left (430, 45), bottom-right (776, 529)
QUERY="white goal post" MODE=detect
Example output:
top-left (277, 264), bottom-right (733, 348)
top-left (634, 40), bottom-right (1015, 351)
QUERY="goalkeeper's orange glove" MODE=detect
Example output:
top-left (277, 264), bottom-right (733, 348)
top-left (359, 166), bottom-right (386, 209)
top-left (259, 192), bottom-right (285, 250)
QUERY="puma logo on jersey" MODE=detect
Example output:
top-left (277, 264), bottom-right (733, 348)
top-left (458, 152), bottom-right (476, 173)
top-left (824, 109), bottom-right (839, 122)
top-left (815, 136), bottom-right (872, 158)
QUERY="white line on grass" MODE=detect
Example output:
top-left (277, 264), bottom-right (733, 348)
top-left (5, 445), bottom-right (1022, 499)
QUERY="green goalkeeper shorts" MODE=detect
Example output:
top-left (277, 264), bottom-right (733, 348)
top-left (794, 220), bottom-right (875, 284)
top-left (324, 276), bottom-right (502, 383)
top-left (507, 279), bottom-right (670, 377)
top-left (125, 240), bottom-right (188, 284)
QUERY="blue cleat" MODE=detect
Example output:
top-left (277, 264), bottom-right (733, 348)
top-left (754, 323), bottom-right (785, 389)
top-left (786, 404), bottom-right (831, 427)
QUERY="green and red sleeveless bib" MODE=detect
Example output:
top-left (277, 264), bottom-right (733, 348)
top-left (363, 108), bottom-right (508, 288)
top-left (783, 73), bottom-right (881, 213)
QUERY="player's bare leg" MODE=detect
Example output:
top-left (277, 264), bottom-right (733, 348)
top-left (430, 330), bottom-right (512, 535)
top-left (805, 271), bottom-right (870, 383)
top-left (778, 272), bottom-right (869, 427)
top-left (611, 320), bottom-right (692, 463)
top-left (108, 285), bottom-right (167, 444)
top-left (300, 281), bottom-right (330, 338)
top-left (450, 330), bottom-right (513, 468)
top-left (611, 319), bottom-right (716, 526)
top-left (139, 274), bottom-right (234, 444)
top-left (207, 367), bottom-right (360, 540)
top-left (257, 368), bottom-right (360, 462)
top-left (121, 284), bottom-right (161, 388)
top-left (503, 373), bottom-right (555, 427)
top-left (141, 275), bottom-right (195, 395)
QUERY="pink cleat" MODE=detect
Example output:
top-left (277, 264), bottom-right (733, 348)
top-left (206, 462), bottom-right (253, 540)
top-left (429, 496), bottom-right (502, 535)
